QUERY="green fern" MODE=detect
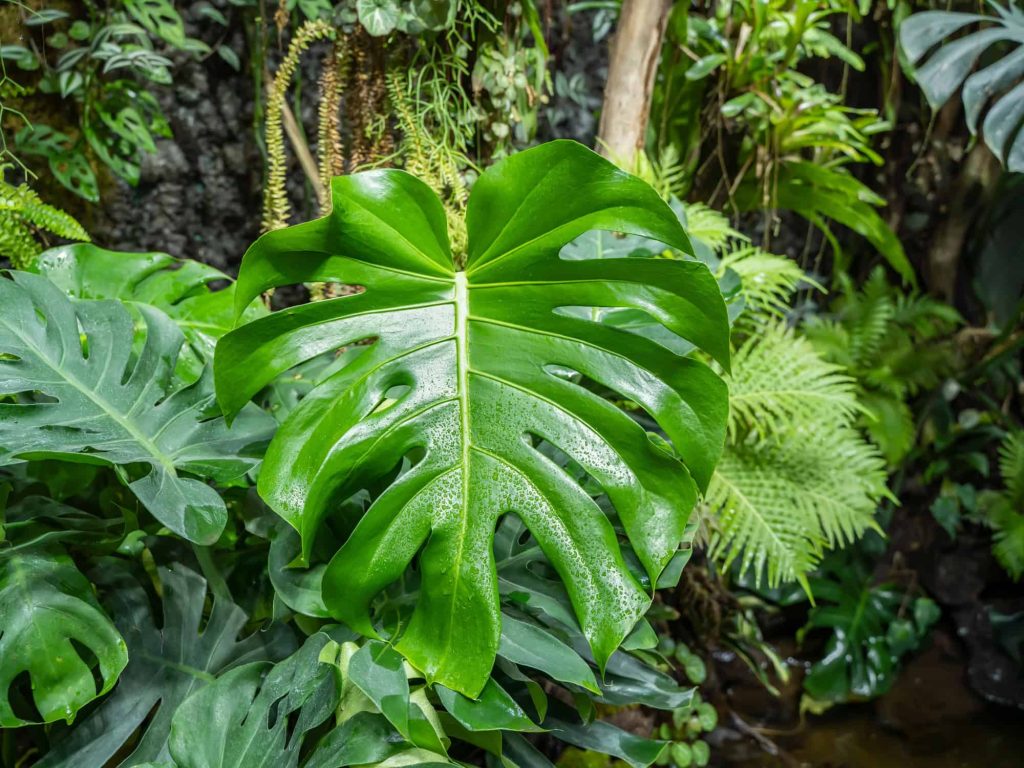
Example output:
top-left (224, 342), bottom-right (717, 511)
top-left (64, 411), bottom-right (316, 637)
top-left (0, 174), bottom-right (89, 269)
top-left (708, 428), bottom-right (887, 589)
top-left (804, 268), bottom-right (960, 463)
top-left (680, 202), bottom-right (745, 254)
top-left (720, 247), bottom-right (812, 319)
top-left (981, 432), bottom-right (1024, 581)
top-left (726, 323), bottom-right (860, 441)
top-left (705, 323), bottom-right (887, 588)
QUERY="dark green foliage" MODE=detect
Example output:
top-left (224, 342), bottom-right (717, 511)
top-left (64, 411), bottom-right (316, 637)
top-left (800, 552), bottom-right (940, 704)
top-left (901, 1), bottom-right (1024, 172)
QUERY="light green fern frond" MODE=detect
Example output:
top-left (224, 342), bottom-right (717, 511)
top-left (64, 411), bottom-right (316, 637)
top-left (841, 270), bottom-right (895, 366)
top-left (893, 290), bottom-right (962, 336)
top-left (706, 322), bottom-right (887, 587)
top-left (681, 202), bottom-right (745, 254)
top-left (721, 247), bottom-right (813, 319)
top-left (707, 428), bottom-right (887, 588)
top-left (728, 323), bottom-right (860, 440)
top-left (1000, 431), bottom-right (1024, 506)
top-left (1, 177), bottom-right (89, 268)
top-left (993, 515), bottom-right (1024, 582)
top-left (984, 431), bottom-right (1024, 581)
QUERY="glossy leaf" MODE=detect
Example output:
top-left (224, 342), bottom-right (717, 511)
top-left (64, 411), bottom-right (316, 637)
top-left (0, 545), bottom-right (127, 727)
top-left (546, 706), bottom-right (666, 768)
top-left (435, 679), bottom-right (540, 733)
top-left (0, 272), bottom-right (276, 544)
top-left (498, 614), bottom-right (600, 694)
top-left (34, 243), bottom-right (267, 368)
top-left (802, 559), bottom-right (939, 703)
top-left (216, 140), bottom-right (730, 697)
top-left (37, 563), bottom-right (294, 768)
top-left (167, 634), bottom-right (338, 768)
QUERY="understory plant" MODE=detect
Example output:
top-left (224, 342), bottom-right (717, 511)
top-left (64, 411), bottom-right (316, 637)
top-left (0, 140), bottom-right (733, 766)
top-left (649, 0), bottom-right (913, 282)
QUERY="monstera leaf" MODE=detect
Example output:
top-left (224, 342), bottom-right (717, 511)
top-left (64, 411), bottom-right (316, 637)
top-left (900, 2), bottom-right (1024, 171)
top-left (34, 243), bottom-right (267, 378)
top-left (0, 272), bottom-right (276, 544)
top-left (0, 545), bottom-right (128, 727)
top-left (37, 563), bottom-right (294, 768)
top-left (166, 634), bottom-right (341, 768)
top-left (216, 140), bottom-right (730, 697)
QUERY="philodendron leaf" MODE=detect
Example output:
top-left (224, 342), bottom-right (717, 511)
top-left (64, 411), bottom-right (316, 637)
top-left (0, 272), bottom-right (276, 544)
top-left (0, 545), bottom-right (128, 727)
top-left (37, 563), bottom-right (294, 768)
top-left (216, 140), bottom-right (730, 697)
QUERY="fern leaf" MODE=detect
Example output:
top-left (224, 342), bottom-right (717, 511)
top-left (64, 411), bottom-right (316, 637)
top-left (17, 190), bottom-right (89, 243)
top-left (728, 323), bottom-right (860, 440)
top-left (707, 427), bottom-right (886, 587)
top-left (722, 247), bottom-right (813, 319)
top-left (993, 514), bottom-right (1024, 582)
top-left (681, 202), bottom-right (745, 254)
top-left (707, 323), bottom-right (887, 586)
top-left (1, 179), bottom-right (89, 269)
top-left (999, 431), bottom-right (1024, 506)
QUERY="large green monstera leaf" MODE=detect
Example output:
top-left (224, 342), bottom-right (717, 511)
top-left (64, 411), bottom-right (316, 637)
top-left (0, 272), bottom-right (275, 544)
top-left (0, 545), bottom-right (127, 727)
top-left (37, 563), bottom-right (294, 768)
top-left (216, 141), bottom-right (730, 697)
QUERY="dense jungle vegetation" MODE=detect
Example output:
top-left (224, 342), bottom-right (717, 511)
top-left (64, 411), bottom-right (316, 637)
top-left (1, 1), bottom-right (1023, 766)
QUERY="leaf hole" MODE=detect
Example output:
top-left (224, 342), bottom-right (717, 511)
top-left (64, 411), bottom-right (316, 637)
top-left (6, 671), bottom-right (44, 723)
top-left (552, 305), bottom-right (694, 356)
top-left (69, 638), bottom-right (104, 697)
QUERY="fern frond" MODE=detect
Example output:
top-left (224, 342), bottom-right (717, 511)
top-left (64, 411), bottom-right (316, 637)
top-left (1, 178), bottom-right (89, 268)
top-left (722, 247), bottom-right (813, 319)
top-left (844, 271), bottom-right (895, 366)
top-left (1000, 431), bottom-right (1024, 506)
top-left (993, 513), bottom-right (1024, 582)
top-left (707, 427), bottom-right (886, 587)
top-left (706, 322), bottom-right (887, 587)
top-left (681, 202), bottom-right (746, 254)
top-left (727, 323), bottom-right (860, 440)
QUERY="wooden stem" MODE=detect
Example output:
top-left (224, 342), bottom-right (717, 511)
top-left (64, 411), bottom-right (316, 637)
top-left (596, 0), bottom-right (673, 166)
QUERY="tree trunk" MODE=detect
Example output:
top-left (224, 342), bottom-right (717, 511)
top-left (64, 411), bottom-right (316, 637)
top-left (926, 142), bottom-right (999, 301)
top-left (596, 0), bottom-right (672, 166)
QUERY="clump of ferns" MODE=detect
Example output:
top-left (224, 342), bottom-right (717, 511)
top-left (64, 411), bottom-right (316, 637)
top-left (0, 168), bottom-right (89, 269)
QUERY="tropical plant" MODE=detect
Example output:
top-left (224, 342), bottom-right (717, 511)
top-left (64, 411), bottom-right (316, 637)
top-left (0, 140), bottom-right (733, 767)
top-left (705, 320), bottom-right (888, 590)
top-left (1, 0), bottom-right (209, 201)
top-left (798, 548), bottom-right (940, 705)
top-left (804, 268), bottom-right (962, 464)
top-left (214, 140), bottom-right (731, 697)
top-left (556, 196), bottom-right (888, 590)
top-left (900, 0), bottom-right (1024, 172)
top-left (979, 430), bottom-right (1024, 581)
top-left (650, 0), bottom-right (913, 282)
top-left (0, 169), bottom-right (89, 269)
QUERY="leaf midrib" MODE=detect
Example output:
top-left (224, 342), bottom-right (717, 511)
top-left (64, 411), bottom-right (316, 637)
top-left (0, 314), bottom-right (177, 474)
